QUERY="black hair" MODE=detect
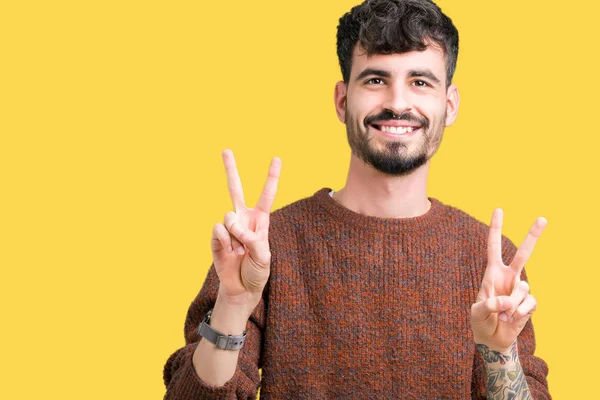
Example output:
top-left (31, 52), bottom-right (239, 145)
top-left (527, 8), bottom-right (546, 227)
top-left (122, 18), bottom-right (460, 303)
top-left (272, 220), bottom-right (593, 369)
top-left (336, 0), bottom-right (459, 85)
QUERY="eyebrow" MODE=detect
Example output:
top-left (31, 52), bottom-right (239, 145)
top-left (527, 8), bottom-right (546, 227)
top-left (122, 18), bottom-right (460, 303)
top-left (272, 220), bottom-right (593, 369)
top-left (354, 67), bottom-right (442, 85)
top-left (408, 69), bottom-right (441, 84)
top-left (355, 68), bottom-right (391, 81)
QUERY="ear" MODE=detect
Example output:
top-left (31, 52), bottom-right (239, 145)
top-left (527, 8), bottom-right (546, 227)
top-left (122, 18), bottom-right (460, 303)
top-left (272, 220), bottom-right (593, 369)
top-left (444, 84), bottom-right (460, 127)
top-left (334, 81), bottom-right (348, 123)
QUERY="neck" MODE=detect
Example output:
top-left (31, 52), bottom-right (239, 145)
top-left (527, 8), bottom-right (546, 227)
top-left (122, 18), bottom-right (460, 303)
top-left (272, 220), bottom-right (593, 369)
top-left (333, 154), bottom-right (431, 219)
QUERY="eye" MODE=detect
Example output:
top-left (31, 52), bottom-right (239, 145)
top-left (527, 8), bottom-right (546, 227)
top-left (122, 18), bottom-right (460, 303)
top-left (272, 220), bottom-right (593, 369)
top-left (366, 77), bottom-right (385, 85)
top-left (413, 80), bottom-right (430, 87)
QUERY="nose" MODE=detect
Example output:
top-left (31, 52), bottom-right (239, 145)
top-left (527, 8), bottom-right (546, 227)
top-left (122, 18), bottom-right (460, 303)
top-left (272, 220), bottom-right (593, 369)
top-left (381, 83), bottom-right (411, 115)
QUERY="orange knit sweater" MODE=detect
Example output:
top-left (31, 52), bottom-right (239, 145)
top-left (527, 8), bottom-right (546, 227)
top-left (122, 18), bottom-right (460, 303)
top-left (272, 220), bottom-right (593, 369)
top-left (164, 188), bottom-right (550, 399)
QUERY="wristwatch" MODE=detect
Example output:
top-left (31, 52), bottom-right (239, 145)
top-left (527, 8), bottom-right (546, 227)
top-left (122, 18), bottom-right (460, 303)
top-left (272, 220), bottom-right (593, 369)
top-left (197, 309), bottom-right (247, 350)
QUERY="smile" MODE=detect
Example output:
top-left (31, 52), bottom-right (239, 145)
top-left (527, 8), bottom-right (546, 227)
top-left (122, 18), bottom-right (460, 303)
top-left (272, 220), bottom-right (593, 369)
top-left (379, 125), bottom-right (415, 134)
top-left (370, 123), bottom-right (421, 138)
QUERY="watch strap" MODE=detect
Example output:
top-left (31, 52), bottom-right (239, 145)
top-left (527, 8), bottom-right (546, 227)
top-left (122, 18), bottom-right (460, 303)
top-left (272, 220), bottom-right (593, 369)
top-left (197, 309), bottom-right (247, 351)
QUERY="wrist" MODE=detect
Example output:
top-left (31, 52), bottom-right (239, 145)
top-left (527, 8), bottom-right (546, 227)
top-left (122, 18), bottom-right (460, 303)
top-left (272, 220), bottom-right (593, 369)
top-left (476, 340), bottom-right (518, 365)
top-left (472, 329), bottom-right (515, 354)
top-left (216, 287), bottom-right (261, 314)
top-left (211, 296), bottom-right (254, 335)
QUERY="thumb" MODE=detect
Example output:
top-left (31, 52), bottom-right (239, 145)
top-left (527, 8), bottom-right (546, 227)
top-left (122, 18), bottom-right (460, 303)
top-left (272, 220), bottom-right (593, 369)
top-left (471, 295), bottom-right (512, 323)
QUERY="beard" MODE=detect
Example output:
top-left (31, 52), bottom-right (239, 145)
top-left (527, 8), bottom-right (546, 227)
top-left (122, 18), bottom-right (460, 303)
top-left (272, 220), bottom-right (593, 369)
top-left (345, 109), bottom-right (445, 176)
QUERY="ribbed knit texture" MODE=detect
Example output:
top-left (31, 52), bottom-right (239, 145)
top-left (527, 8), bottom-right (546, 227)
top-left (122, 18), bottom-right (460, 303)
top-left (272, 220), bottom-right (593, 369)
top-left (164, 188), bottom-right (550, 399)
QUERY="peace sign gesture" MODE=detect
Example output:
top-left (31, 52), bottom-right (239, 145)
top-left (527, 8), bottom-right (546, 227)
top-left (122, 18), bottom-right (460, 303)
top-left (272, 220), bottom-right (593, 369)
top-left (471, 209), bottom-right (548, 352)
top-left (211, 150), bottom-right (281, 317)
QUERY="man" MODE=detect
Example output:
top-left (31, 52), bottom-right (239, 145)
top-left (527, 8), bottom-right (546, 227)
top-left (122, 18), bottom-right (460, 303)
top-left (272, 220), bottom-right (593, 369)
top-left (164, 0), bottom-right (550, 398)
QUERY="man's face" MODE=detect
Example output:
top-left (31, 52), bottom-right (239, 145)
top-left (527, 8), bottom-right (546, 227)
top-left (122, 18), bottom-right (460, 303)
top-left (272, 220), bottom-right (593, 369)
top-left (334, 44), bottom-right (459, 176)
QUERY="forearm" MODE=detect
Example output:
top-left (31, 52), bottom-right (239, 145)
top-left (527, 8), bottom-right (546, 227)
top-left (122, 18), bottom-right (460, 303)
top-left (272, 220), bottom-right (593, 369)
top-left (476, 341), bottom-right (532, 400)
top-left (192, 298), bottom-right (250, 387)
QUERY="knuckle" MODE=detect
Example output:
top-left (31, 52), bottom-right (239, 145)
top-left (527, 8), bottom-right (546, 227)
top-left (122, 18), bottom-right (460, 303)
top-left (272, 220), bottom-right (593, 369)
top-left (263, 189), bottom-right (276, 199)
top-left (234, 228), bottom-right (245, 240)
top-left (224, 213), bottom-right (238, 228)
top-left (225, 211), bottom-right (236, 219)
top-left (213, 224), bottom-right (227, 238)
top-left (530, 297), bottom-right (538, 310)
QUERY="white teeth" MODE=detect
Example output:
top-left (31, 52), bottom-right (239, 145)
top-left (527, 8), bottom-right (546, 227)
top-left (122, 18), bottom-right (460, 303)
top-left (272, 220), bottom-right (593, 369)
top-left (380, 125), bottom-right (417, 134)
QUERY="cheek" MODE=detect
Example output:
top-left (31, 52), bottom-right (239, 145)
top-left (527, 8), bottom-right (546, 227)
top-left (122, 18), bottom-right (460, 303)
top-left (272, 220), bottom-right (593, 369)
top-left (347, 91), bottom-right (381, 116)
top-left (414, 98), bottom-right (447, 124)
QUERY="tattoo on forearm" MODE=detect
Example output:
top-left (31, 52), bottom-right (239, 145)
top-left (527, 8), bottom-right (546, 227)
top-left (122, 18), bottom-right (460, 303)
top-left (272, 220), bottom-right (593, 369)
top-left (476, 341), bottom-right (532, 400)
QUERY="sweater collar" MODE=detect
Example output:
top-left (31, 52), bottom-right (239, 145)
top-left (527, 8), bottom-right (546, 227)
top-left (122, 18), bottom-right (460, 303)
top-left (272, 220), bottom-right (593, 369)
top-left (314, 188), bottom-right (446, 230)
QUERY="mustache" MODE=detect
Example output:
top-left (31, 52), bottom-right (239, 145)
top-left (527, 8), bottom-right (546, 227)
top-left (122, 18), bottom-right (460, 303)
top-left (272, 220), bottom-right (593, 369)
top-left (364, 110), bottom-right (429, 130)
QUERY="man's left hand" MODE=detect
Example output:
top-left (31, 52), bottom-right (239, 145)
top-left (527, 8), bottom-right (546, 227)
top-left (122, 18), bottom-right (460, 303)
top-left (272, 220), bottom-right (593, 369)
top-left (471, 209), bottom-right (547, 352)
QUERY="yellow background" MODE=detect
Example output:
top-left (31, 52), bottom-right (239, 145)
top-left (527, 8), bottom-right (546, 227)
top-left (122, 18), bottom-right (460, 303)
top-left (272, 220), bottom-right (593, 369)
top-left (1, 0), bottom-right (597, 398)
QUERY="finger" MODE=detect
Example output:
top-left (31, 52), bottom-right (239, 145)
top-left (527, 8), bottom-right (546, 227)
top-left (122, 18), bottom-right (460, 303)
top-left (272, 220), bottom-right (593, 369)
top-left (212, 223), bottom-right (233, 254)
top-left (223, 212), bottom-right (270, 262)
top-left (223, 211), bottom-right (246, 255)
top-left (487, 208), bottom-right (504, 265)
top-left (244, 228), bottom-right (272, 265)
top-left (256, 157), bottom-right (282, 214)
top-left (499, 280), bottom-right (530, 321)
top-left (471, 295), bottom-right (512, 323)
top-left (510, 217), bottom-right (548, 276)
top-left (222, 149), bottom-right (246, 211)
top-left (511, 294), bottom-right (537, 322)
top-left (224, 211), bottom-right (260, 252)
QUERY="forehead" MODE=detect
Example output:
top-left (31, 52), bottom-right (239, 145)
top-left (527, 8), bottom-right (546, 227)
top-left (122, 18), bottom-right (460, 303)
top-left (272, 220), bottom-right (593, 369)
top-left (350, 44), bottom-right (447, 82)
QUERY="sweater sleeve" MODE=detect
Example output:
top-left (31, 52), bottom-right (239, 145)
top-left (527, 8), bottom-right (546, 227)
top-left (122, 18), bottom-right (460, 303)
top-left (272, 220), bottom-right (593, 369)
top-left (471, 236), bottom-right (551, 399)
top-left (163, 265), bottom-right (264, 399)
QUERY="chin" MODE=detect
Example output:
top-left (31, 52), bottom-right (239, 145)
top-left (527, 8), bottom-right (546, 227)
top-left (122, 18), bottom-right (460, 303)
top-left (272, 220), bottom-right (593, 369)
top-left (362, 150), bottom-right (429, 176)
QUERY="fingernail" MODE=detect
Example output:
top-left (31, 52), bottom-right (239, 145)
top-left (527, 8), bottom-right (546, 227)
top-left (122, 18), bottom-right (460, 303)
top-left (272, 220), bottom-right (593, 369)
top-left (227, 246), bottom-right (233, 253)
top-left (236, 247), bottom-right (245, 255)
top-left (499, 313), bottom-right (508, 322)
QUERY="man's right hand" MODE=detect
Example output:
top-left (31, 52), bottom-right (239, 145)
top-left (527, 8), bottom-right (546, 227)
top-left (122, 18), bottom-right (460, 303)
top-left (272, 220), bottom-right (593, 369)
top-left (211, 149), bottom-right (282, 319)
top-left (192, 150), bottom-right (280, 386)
